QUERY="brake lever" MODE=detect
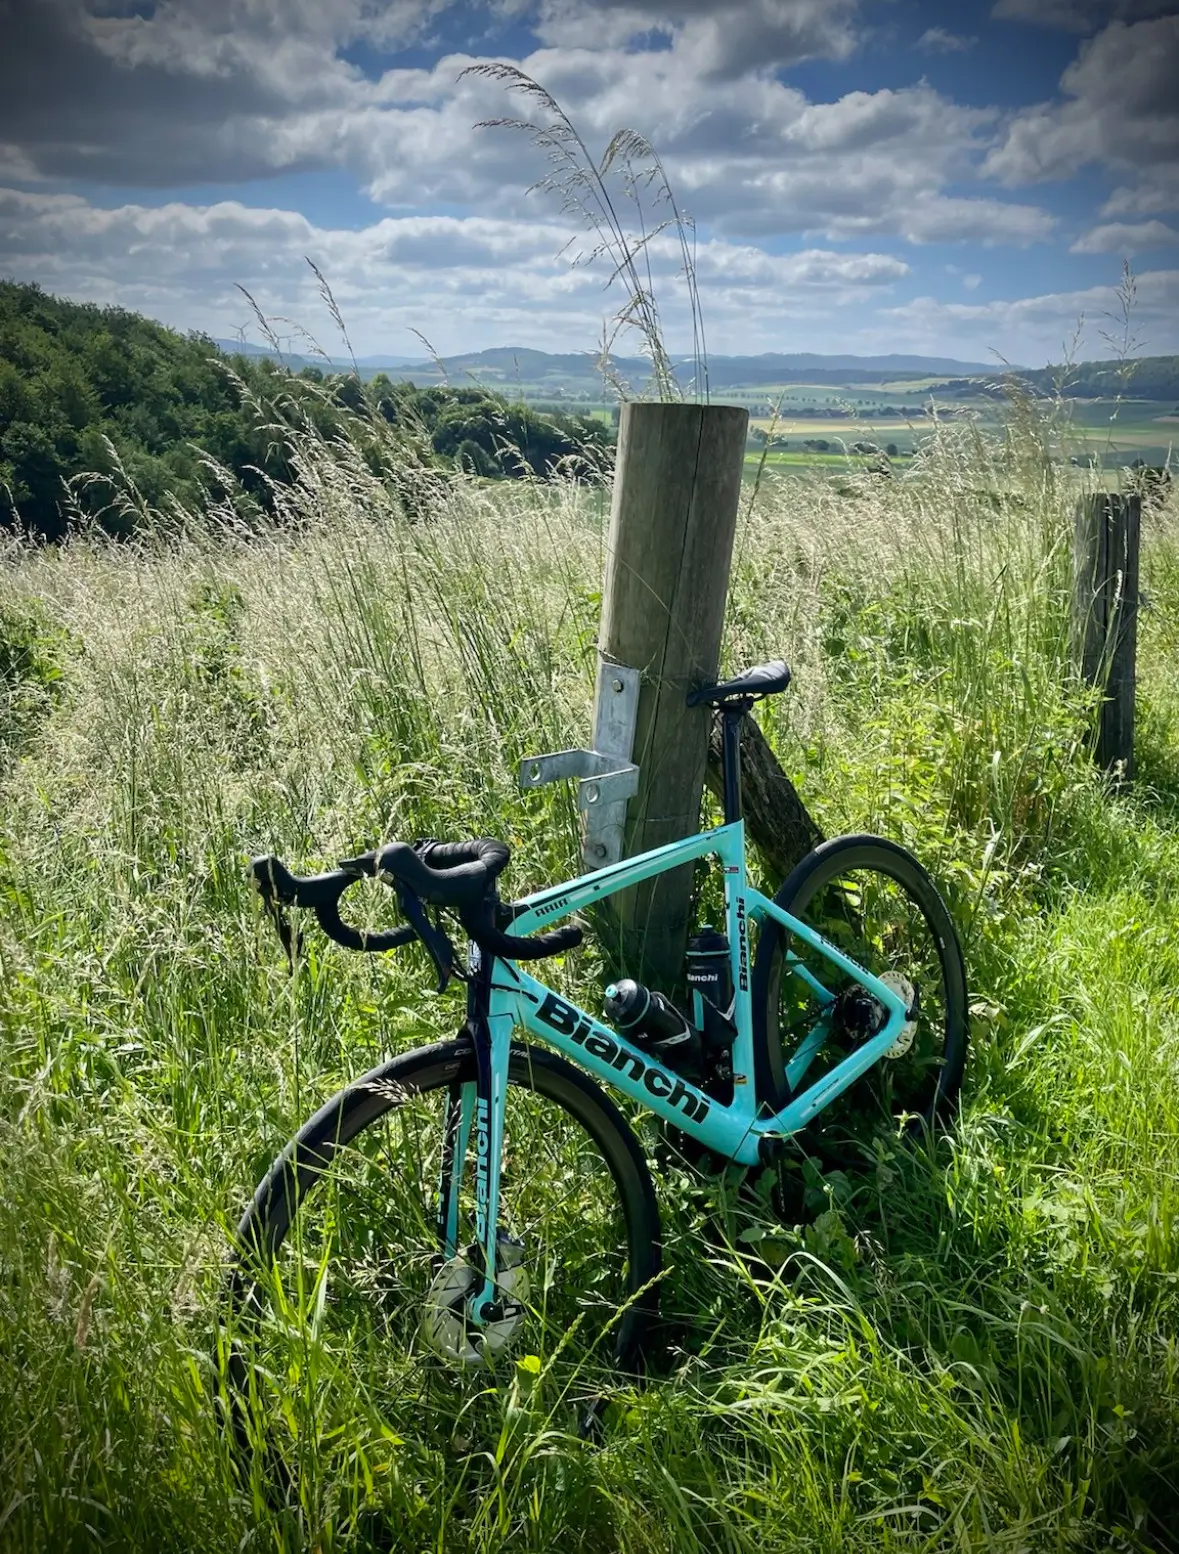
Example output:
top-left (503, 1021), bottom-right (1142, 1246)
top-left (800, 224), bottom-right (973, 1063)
top-left (393, 881), bottom-right (455, 994)
top-left (256, 887), bottom-right (303, 973)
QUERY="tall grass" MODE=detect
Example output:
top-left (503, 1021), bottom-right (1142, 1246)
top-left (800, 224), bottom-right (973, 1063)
top-left (2, 400), bottom-right (1179, 1551)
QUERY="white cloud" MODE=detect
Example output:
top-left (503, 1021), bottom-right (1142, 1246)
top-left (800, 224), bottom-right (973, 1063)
top-left (1102, 170), bottom-right (1179, 217)
top-left (881, 268), bottom-right (1179, 361)
top-left (0, 187), bottom-right (912, 354)
top-left (521, 0), bottom-right (862, 78)
top-left (917, 27), bottom-right (977, 52)
top-left (272, 57), bottom-right (1049, 252)
top-left (984, 16), bottom-right (1179, 185)
top-left (6, 0), bottom-right (1144, 363)
top-left (0, 2), bottom-right (1055, 254)
top-left (1071, 219), bottom-right (1179, 253)
top-left (84, 0), bottom-right (440, 87)
top-left (0, 143), bottom-right (40, 181)
top-left (991, 0), bottom-right (1177, 29)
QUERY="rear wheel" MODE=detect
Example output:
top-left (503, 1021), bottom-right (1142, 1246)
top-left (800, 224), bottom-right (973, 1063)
top-left (223, 1038), bottom-right (661, 1513)
top-left (752, 835), bottom-right (967, 1166)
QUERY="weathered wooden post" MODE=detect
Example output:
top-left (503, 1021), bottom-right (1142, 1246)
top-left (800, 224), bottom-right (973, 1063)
top-left (596, 401), bottom-right (749, 987)
top-left (1073, 492), bottom-right (1141, 778)
top-left (519, 397), bottom-right (823, 984)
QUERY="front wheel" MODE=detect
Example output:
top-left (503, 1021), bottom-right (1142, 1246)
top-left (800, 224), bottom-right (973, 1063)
top-left (752, 834), bottom-right (968, 1163)
top-left (222, 1038), bottom-right (661, 1507)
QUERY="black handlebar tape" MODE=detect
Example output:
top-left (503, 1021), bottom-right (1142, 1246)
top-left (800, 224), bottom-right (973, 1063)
top-left (334, 839), bottom-right (510, 906)
top-left (250, 855), bottom-right (417, 954)
top-left (252, 841), bottom-right (578, 962)
top-left (417, 837), bottom-right (511, 881)
top-left (372, 840), bottom-right (489, 907)
top-left (314, 898), bottom-right (417, 954)
top-left (457, 895), bottom-right (583, 962)
top-left (481, 923), bottom-right (584, 962)
top-left (250, 855), bottom-right (301, 904)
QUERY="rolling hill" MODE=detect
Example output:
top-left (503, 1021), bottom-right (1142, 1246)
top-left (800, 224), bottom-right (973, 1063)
top-left (217, 341), bottom-right (1002, 389)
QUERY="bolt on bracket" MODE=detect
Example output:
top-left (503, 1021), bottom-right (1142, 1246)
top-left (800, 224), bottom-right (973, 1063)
top-left (518, 661), bottom-right (641, 869)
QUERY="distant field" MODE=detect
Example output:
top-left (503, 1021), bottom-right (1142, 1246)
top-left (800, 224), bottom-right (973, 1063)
top-left (751, 416), bottom-right (921, 437)
top-left (743, 450), bottom-right (883, 471)
top-left (873, 376), bottom-right (964, 392)
top-left (402, 365), bottom-right (1176, 470)
top-left (749, 396), bottom-right (1176, 471)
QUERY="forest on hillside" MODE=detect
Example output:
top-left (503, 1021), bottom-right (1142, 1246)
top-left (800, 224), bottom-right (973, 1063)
top-left (936, 354), bottom-right (1179, 403)
top-left (0, 282), bottom-right (611, 540)
top-left (1023, 354), bottom-right (1179, 401)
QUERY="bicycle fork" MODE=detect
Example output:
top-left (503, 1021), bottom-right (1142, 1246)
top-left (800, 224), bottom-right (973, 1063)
top-left (434, 946), bottom-right (516, 1332)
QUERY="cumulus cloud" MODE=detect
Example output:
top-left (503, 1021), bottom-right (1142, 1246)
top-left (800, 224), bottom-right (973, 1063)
top-left (0, 0), bottom-right (1137, 361)
top-left (1071, 219), bottom-right (1179, 252)
top-left (1102, 169), bottom-right (1179, 216)
top-left (519, 0), bottom-right (861, 78)
top-left (991, 0), bottom-right (1177, 29)
top-left (881, 267), bottom-right (1179, 360)
top-left (523, 74), bottom-right (1051, 247)
top-left (0, 187), bottom-right (913, 353)
top-left (0, 0), bottom-right (1055, 253)
top-left (984, 16), bottom-right (1179, 187)
top-left (917, 27), bottom-right (977, 52)
top-left (0, 143), bottom-right (39, 180)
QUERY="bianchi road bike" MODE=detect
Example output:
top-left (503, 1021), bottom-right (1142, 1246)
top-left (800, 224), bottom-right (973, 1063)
top-left (224, 659), bottom-right (967, 1478)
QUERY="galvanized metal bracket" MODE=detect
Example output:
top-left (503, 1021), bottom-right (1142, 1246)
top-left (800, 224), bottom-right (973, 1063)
top-left (518, 662), bottom-right (641, 869)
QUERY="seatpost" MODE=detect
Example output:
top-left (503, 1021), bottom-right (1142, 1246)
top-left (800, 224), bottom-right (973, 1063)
top-left (721, 700), bottom-right (752, 824)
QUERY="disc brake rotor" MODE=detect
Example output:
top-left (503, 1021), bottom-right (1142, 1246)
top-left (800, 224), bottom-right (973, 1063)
top-left (879, 972), bottom-right (917, 1058)
top-left (420, 1240), bottom-right (529, 1365)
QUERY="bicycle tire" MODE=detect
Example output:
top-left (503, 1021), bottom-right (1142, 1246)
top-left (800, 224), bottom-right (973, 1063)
top-left (752, 834), bottom-right (968, 1146)
top-left (223, 1037), bottom-right (661, 1489)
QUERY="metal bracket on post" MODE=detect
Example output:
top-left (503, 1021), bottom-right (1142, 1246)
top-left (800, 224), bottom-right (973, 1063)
top-left (518, 662), bottom-right (641, 870)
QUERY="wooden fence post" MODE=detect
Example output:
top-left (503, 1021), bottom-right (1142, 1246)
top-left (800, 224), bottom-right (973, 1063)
top-left (1073, 492), bottom-right (1141, 778)
top-left (597, 400), bottom-right (748, 989)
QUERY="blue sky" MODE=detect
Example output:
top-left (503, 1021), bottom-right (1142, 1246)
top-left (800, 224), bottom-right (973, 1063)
top-left (1, 0), bottom-right (1177, 365)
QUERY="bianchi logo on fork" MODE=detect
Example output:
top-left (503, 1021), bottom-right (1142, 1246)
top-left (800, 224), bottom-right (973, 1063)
top-left (474, 1096), bottom-right (490, 1243)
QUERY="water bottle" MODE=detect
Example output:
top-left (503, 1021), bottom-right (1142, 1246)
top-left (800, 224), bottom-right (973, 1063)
top-left (604, 979), bottom-right (701, 1073)
top-left (685, 925), bottom-right (733, 1022)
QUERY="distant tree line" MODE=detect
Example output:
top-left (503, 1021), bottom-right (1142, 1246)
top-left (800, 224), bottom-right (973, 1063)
top-left (937, 355), bottom-right (1179, 405)
top-left (362, 378), bottom-right (611, 481)
top-left (749, 404), bottom-right (927, 422)
top-left (1020, 355), bottom-right (1179, 403)
top-left (0, 282), bottom-right (614, 541)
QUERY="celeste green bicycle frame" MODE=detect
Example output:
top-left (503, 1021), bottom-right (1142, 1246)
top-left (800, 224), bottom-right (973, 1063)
top-left (444, 817), bottom-right (911, 1315)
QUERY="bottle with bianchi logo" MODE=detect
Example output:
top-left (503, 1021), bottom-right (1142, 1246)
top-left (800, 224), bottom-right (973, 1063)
top-left (685, 925), bottom-right (732, 1024)
top-left (685, 924), bottom-right (736, 1102)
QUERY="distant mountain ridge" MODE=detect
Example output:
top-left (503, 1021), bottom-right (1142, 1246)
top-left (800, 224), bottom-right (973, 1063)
top-left (215, 339), bottom-right (420, 369)
top-left (217, 340), bottom-right (1004, 387)
top-left (212, 337), bottom-right (1178, 402)
top-left (692, 351), bottom-right (1002, 375)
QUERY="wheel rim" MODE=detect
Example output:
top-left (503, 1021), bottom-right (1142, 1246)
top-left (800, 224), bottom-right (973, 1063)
top-left (766, 859), bottom-right (956, 1156)
top-left (227, 1058), bottom-right (643, 1490)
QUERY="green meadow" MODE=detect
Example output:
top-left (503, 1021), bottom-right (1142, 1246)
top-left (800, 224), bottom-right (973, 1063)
top-left (2, 397), bottom-right (1179, 1551)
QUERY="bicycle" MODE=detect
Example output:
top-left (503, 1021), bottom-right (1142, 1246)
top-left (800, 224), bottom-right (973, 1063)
top-left (225, 658), bottom-right (966, 1482)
